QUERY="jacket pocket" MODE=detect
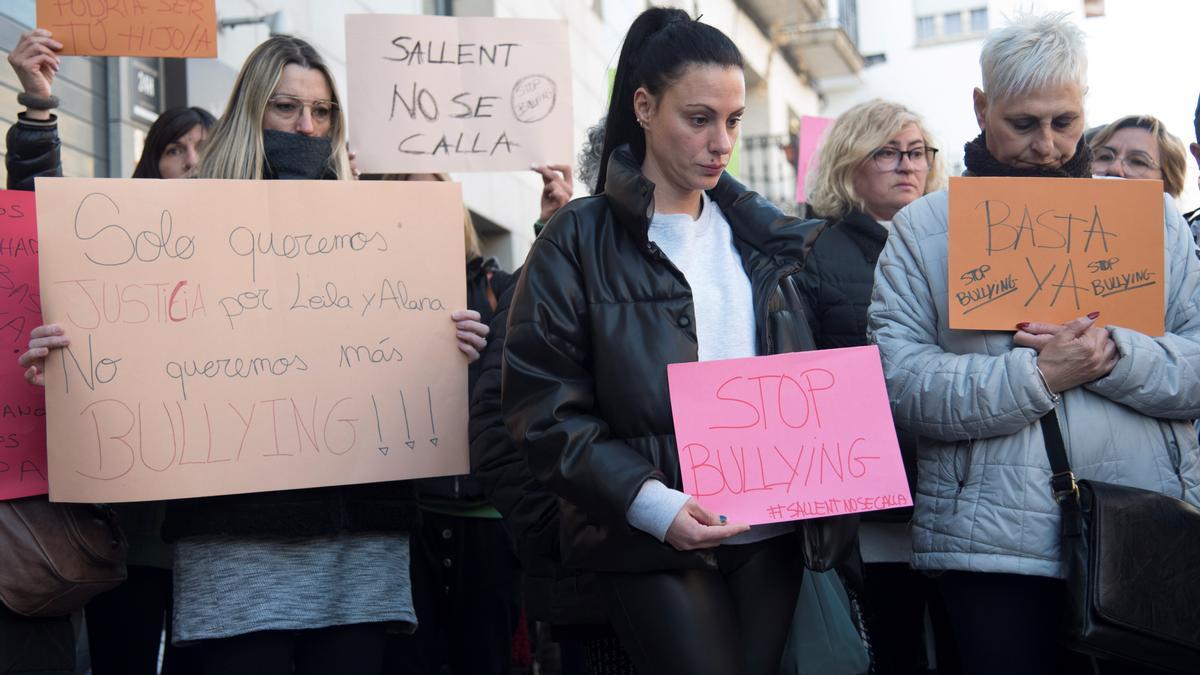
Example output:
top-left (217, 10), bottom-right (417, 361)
top-left (954, 439), bottom-right (975, 497)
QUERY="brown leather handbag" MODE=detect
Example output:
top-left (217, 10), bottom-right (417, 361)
top-left (0, 496), bottom-right (128, 617)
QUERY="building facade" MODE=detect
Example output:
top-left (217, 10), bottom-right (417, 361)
top-left (2, 0), bottom-right (872, 266)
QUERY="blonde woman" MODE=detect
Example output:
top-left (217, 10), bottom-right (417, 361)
top-left (20, 35), bottom-right (488, 673)
top-left (796, 99), bottom-right (945, 673)
top-left (1089, 114), bottom-right (1187, 200)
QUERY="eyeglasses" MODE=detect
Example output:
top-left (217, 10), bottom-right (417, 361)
top-left (266, 94), bottom-right (338, 124)
top-left (1091, 147), bottom-right (1160, 177)
top-left (870, 145), bottom-right (937, 172)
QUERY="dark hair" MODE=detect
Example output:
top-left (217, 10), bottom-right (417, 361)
top-left (594, 7), bottom-right (744, 194)
top-left (131, 106), bottom-right (217, 178)
top-left (1193, 92), bottom-right (1199, 146)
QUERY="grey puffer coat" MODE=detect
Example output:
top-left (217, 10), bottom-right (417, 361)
top-left (868, 189), bottom-right (1200, 578)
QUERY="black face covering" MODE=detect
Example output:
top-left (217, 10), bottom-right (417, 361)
top-left (963, 131), bottom-right (1093, 179)
top-left (262, 129), bottom-right (336, 180)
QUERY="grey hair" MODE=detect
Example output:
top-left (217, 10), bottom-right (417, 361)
top-left (980, 12), bottom-right (1087, 102)
top-left (579, 116), bottom-right (606, 195)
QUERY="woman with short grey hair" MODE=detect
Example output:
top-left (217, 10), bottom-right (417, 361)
top-left (868, 13), bottom-right (1200, 674)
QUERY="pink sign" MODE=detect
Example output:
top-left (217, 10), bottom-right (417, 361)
top-left (796, 115), bottom-right (833, 203)
top-left (0, 190), bottom-right (47, 500)
top-left (666, 346), bottom-right (910, 525)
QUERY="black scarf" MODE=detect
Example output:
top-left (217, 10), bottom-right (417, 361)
top-left (963, 132), bottom-right (1092, 178)
top-left (262, 129), bottom-right (337, 180)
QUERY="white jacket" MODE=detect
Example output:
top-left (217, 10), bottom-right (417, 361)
top-left (868, 189), bottom-right (1200, 578)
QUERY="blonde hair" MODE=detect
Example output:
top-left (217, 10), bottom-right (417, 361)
top-left (806, 100), bottom-right (945, 219)
top-left (196, 36), bottom-right (350, 180)
top-left (1089, 115), bottom-right (1187, 199)
top-left (377, 173), bottom-right (482, 261)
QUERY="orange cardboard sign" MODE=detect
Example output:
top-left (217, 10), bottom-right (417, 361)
top-left (947, 177), bottom-right (1164, 335)
top-left (34, 178), bottom-right (467, 503)
top-left (37, 0), bottom-right (217, 58)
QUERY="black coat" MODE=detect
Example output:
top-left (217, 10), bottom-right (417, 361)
top-left (417, 256), bottom-right (514, 501)
top-left (795, 210), bottom-right (916, 521)
top-left (795, 210), bottom-right (887, 350)
top-left (470, 276), bottom-right (607, 625)
top-left (5, 113), bottom-right (62, 190)
top-left (502, 144), bottom-right (820, 572)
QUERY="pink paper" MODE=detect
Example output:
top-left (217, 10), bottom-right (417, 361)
top-left (666, 346), bottom-right (911, 525)
top-left (0, 190), bottom-right (47, 500)
top-left (795, 115), bottom-right (833, 203)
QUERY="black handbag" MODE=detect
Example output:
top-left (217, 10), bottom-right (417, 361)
top-left (1039, 410), bottom-right (1200, 672)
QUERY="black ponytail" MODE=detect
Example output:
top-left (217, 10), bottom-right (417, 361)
top-left (594, 7), bottom-right (744, 194)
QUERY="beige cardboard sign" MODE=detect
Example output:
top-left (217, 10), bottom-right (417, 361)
top-left (35, 178), bottom-right (468, 503)
top-left (346, 14), bottom-right (574, 173)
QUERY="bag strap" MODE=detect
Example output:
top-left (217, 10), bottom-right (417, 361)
top-left (1039, 409), bottom-right (1083, 535)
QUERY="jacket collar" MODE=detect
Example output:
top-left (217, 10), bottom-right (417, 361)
top-left (602, 143), bottom-right (811, 269)
top-left (836, 209), bottom-right (889, 262)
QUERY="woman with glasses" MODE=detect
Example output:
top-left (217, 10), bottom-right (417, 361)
top-left (19, 35), bottom-right (489, 674)
top-left (868, 13), bottom-right (1200, 674)
top-left (5, 28), bottom-right (216, 675)
top-left (798, 99), bottom-right (947, 674)
top-left (1089, 114), bottom-right (1187, 200)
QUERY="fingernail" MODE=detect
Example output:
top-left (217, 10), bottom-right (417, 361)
top-left (1087, 311), bottom-right (1100, 320)
top-left (1016, 322), bottom-right (1029, 330)
top-left (719, 515), bottom-right (727, 524)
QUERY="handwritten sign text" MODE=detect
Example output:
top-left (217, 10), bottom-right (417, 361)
top-left (666, 346), bottom-right (910, 525)
top-left (948, 177), bottom-right (1164, 334)
top-left (35, 178), bottom-right (468, 503)
top-left (346, 14), bottom-right (573, 173)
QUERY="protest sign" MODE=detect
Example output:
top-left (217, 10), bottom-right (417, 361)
top-left (36, 0), bottom-right (217, 58)
top-left (35, 178), bottom-right (467, 503)
top-left (346, 14), bottom-right (573, 173)
top-left (948, 177), bottom-right (1164, 335)
top-left (0, 191), bottom-right (48, 501)
top-left (666, 346), bottom-right (910, 525)
top-left (796, 115), bottom-right (833, 203)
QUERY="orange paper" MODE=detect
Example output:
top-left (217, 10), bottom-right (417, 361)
top-left (947, 177), bottom-right (1164, 335)
top-left (34, 178), bottom-right (467, 503)
top-left (345, 14), bottom-right (574, 173)
top-left (37, 0), bottom-right (217, 58)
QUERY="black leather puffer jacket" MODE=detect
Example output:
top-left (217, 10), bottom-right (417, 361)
top-left (502, 145), bottom-right (820, 572)
top-left (5, 113), bottom-right (62, 190)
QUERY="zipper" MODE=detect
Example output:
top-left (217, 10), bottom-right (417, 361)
top-left (953, 439), bottom-right (975, 514)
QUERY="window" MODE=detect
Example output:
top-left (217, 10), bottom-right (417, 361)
top-left (970, 8), bottom-right (988, 32)
top-left (943, 11), bottom-right (963, 35)
top-left (916, 15), bottom-right (936, 41)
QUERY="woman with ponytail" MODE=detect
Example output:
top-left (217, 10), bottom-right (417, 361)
top-left (502, 7), bottom-right (818, 674)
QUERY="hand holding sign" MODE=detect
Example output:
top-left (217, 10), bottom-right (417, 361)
top-left (18, 323), bottom-right (69, 387)
top-left (7, 29), bottom-right (62, 101)
top-left (665, 498), bottom-right (750, 550)
top-left (667, 346), bottom-right (910, 525)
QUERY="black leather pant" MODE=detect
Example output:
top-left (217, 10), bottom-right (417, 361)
top-left (598, 534), bottom-right (803, 675)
